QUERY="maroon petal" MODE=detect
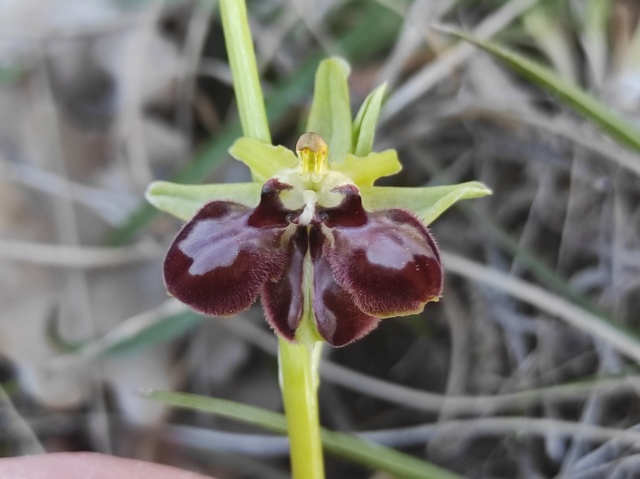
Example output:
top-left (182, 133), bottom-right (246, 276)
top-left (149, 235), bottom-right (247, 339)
top-left (261, 226), bottom-right (308, 340)
top-left (320, 185), bottom-right (443, 317)
top-left (164, 199), bottom-right (289, 317)
top-left (310, 227), bottom-right (380, 347)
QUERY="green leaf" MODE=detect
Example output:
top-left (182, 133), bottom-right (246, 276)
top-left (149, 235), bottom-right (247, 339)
top-left (361, 181), bottom-right (492, 226)
top-left (146, 390), bottom-right (463, 479)
top-left (145, 181), bottom-right (261, 221)
top-left (352, 82), bottom-right (387, 156)
top-left (332, 150), bottom-right (401, 187)
top-left (436, 26), bottom-right (640, 153)
top-left (307, 58), bottom-right (353, 164)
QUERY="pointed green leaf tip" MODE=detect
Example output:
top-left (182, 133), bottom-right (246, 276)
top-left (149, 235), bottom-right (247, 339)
top-left (307, 58), bottom-right (352, 164)
top-left (352, 82), bottom-right (387, 157)
top-left (361, 181), bottom-right (492, 226)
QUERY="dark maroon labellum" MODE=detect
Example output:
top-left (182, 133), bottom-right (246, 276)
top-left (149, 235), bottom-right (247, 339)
top-left (164, 179), bottom-right (443, 347)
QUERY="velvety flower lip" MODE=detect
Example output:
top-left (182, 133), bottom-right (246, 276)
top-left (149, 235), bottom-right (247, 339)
top-left (317, 184), bottom-right (442, 320)
top-left (163, 179), bottom-right (294, 318)
top-left (163, 156), bottom-right (444, 347)
top-left (309, 225), bottom-right (380, 347)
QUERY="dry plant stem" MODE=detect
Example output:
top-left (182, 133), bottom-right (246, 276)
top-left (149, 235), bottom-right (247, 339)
top-left (176, 0), bottom-right (215, 149)
top-left (362, 417), bottom-right (640, 450)
top-left (0, 240), bottom-right (161, 268)
top-left (223, 316), bottom-right (640, 416)
top-left (278, 338), bottom-right (325, 479)
top-left (35, 43), bottom-right (112, 453)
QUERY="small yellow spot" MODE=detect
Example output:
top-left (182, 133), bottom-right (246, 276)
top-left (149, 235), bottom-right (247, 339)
top-left (297, 132), bottom-right (328, 177)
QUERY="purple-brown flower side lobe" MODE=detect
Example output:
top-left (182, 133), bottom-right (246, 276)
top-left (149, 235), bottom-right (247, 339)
top-left (164, 199), bottom-right (289, 317)
top-left (324, 206), bottom-right (442, 318)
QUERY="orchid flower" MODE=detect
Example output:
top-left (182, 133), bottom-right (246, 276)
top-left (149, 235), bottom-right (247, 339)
top-left (146, 58), bottom-right (490, 348)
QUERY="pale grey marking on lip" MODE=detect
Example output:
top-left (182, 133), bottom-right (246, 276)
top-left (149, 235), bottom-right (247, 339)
top-left (179, 218), bottom-right (261, 276)
top-left (365, 234), bottom-right (412, 269)
top-left (338, 216), bottom-right (436, 269)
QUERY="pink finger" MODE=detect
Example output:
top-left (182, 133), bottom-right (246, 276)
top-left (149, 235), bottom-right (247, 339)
top-left (0, 452), bottom-right (214, 479)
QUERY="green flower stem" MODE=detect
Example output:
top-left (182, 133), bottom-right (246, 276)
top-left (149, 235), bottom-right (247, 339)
top-left (218, 1), bottom-right (325, 477)
top-left (219, 0), bottom-right (271, 144)
top-left (278, 338), bottom-right (325, 479)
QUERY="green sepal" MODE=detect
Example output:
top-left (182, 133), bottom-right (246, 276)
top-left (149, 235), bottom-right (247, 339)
top-left (352, 82), bottom-right (387, 157)
top-left (307, 58), bottom-right (352, 164)
top-left (145, 181), bottom-right (261, 221)
top-left (332, 150), bottom-right (401, 187)
top-left (229, 137), bottom-right (298, 182)
top-left (361, 181), bottom-right (492, 226)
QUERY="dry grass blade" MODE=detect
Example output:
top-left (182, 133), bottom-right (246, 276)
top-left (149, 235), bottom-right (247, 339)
top-left (382, 0), bottom-right (540, 120)
top-left (380, 417), bottom-right (640, 450)
top-left (0, 240), bottom-right (162, 268)
top-left (442, 251), bottom-right (640, 364)
top-left (49, 299), bottom-right (187, 369)
top-left (433, 102), bottom-right (640, 177)
top-left (223, 316), bottom-right (640, 415)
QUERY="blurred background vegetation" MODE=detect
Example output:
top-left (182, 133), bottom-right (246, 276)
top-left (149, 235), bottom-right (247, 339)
top-left (2, 0), bottom-right (640, 477)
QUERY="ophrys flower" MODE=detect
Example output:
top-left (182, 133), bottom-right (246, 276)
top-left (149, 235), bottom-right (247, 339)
top-left (162, 133), bottom-right (443, 346)
top-left (147, 57), bottom-right (490, 347)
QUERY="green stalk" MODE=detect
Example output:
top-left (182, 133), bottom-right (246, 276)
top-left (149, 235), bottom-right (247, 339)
top-left (219, 0), bottom-right (271, 144)
top-left (279, 338), bottom-right (325, 479)
top-left (218, 1), bottom-right (325, 477)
